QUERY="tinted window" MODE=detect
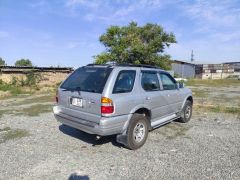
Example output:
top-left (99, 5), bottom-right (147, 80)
top-left (61, 67), bottom-right (112, 93)
top-left (159, 73), bottom-right (177, 90)
top-left (113, 70), bottom-right (136, 94)
top-left (141, 72), bottom-right (160, 91)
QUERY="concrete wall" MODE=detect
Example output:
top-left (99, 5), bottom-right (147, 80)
top-left (201, 72), bottom-right (240, 79)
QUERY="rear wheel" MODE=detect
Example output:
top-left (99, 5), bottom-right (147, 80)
top-left (126, 114), bottom-right (148, 150)
top-left (179, 100), bottom-right (192, 123)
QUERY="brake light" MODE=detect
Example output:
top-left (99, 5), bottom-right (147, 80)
top-left (56, 90), bottom-right (58, 103)
top-left (101, 97), bottom-right (114, 114)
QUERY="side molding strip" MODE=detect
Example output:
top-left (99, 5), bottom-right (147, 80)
top-left (151, 114), bottom-right (177, 127)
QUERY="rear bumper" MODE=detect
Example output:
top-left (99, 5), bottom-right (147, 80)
top-left (53, 106), bottom-right (130, 136)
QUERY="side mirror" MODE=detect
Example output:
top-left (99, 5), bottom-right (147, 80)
top-left (177, 82), bottom-right (185, 89)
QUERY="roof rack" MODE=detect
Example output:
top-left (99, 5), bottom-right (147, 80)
top-left (117, 63), bottom-right (160, 69)
top-left (86, 63), bottom-right (161, 69)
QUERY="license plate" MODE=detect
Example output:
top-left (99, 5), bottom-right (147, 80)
top-left (71, 98), bottom-right (83, 107)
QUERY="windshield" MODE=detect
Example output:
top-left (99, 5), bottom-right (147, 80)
top-left (60, 67), bottom-right (112, 93)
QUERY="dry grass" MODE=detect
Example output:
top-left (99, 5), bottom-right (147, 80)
top-left (13, 94), bottom-right (54, 106)
top-left (156, 123), bottom-right (190, 139)
top-left (1, 104), bottom-right (52, 117)
top-left (18, 104), bottom-right (53, 117)
top-left (192, 89), bottom-right (207, 98)
top-left (0, 127), bottom-right (29, 143)
top-left (186, 79), bottom-right (240, 87)
top-left (187, 79), bottom-right (240, 115)
top-left (194, 104), bottom-right (240, 115)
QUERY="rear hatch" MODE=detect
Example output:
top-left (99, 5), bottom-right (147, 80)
top-left (57, 66), bottom-right (112, 124)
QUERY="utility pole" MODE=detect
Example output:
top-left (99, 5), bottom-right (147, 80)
top-left (191, 50), bottom-right (194, 62)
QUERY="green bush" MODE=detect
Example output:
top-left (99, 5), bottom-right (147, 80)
top-left (0, 72), bottom-right (43, 97)
top-left (24, 71), bottom-right (41, 86)
top-left (11, 76), bottom-right (18, 86)
top-left (0, 82), bottom-right (23, 95)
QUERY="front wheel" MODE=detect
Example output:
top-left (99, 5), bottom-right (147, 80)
top-left (126, 114), bottom-right (149, 150)
top-left (178, 100), bottom-right (192, 123)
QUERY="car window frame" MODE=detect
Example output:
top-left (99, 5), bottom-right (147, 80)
top-left (141, 70), bottom-right (161, 92)
top-left (159, 72), bottom-right (178, 91)
top-left (112, 70), bottom-right (136, 94)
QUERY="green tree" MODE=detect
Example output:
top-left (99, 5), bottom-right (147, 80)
top-left (0, 57), bottom-right (6, 66)
top-left (15, 59), bottom-right (33, 67)
top-left (94, 22), bottom-right (176, 70)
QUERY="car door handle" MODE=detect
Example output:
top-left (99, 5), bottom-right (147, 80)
top-left (146, 97), bottom-right (151, 100)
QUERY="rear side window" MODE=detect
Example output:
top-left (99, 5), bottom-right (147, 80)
top-left (60, 67), bottom-right (112, 93)
top-left (141, 72), bottom-right (160, 91)
top-left (159, 73), bottom-right (177, 90)
top-left (113, 70), bottom-right (136, 94)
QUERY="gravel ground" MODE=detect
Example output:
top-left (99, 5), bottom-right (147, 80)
top-left (0, 107), bottom-right (240, 179)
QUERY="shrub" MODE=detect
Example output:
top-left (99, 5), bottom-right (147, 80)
top-left (24, 71), bottom-right (41, 86)
top-left (11, 76), bottom-right (18, 86)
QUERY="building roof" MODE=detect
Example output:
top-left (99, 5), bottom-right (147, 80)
top-left (0, 66), bottom-right (73, 73)
top-left (172, 60), bottom-right (240, 65)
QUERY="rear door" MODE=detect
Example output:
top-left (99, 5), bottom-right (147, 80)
top-left (141, 71), bottom-right (170, 120)
top-left (159, 73), bottom-right (182, 114)
top-left (58, 67), bottom-right (112, 123)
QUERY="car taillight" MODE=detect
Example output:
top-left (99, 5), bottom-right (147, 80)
top-left (101, 97), bottom-right (114, 114)
top-left (56, 90), bottom-right (58, 103)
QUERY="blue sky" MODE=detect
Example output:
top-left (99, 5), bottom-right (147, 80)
top-left (0, 0), bottom-right (240, 67)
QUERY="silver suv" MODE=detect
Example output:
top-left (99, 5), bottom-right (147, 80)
top-left (53, 64), bottom-right (193, 150)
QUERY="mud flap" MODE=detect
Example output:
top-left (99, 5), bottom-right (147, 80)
top-left (116, 134), bottom-right (128, 146)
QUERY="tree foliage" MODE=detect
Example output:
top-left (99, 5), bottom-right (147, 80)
top-left (15, 59), bottom-right (33, 67)
top-left (94, 22), bottom-right (176, 69)
top-left (0, 57), bottom-right (6, 66)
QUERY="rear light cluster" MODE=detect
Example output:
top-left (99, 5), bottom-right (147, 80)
top-left (101, 97), bottom-right (114, 114)
top-left (56, 90), bottom-right (59, 103)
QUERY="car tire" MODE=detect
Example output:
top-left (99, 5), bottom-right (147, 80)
top-left (178, 100), bottom-right (192, 123)
top-left (126, 113), bottom-right (148, 150)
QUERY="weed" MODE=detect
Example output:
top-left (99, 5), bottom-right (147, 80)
top-left (224, 107), bottom-right (240, 114)
top-left (0, 127), bottom-right (11, 132)
top-left (186, 79), bottom-right (239, 87)
top-left (18, 104), bottom-right (53, 116)
top-left (195, 104), bottom-right (240, 114)
top-left (0, 71), bottom-right (42, 98)
top-left (192, 89), bottom-right (206, 97)
top-left (0, 127), bottom-right (29, 143)
top-left (156, 123), bottom-right (190, 139)
top-left (0, 83), bottom-right (25, 96)
top-left (24, 71), bottom-right (41, 86)
top-left (0, 110), bottom-right (8, 118)
top-left (13, 94), bottom-right (54, 106)
top-left (11, 76), bottom-right (18, 86)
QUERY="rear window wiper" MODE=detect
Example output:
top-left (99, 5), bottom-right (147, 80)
top-left (61, 88), bottom-right (73, 91)
top-left (86, 89), bottom-right (98, 93)
top-left (75, 87), bottom-right (81, 95)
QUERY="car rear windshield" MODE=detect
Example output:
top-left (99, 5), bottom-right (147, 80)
top-left (60, 67), bottom-right (112, 93)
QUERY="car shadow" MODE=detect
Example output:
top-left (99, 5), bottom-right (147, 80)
top-left (59, 125), bottom-right (122, 148)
